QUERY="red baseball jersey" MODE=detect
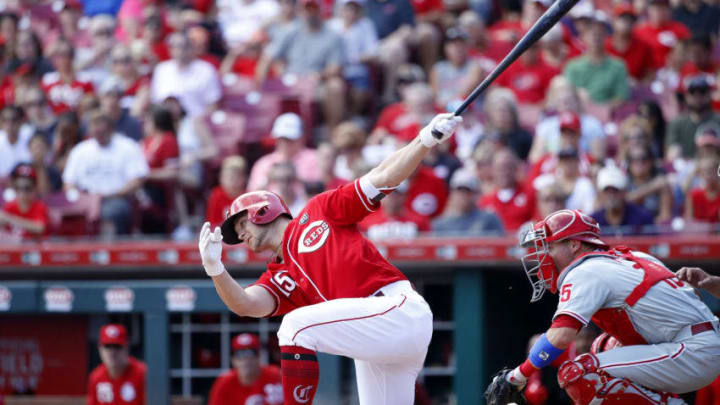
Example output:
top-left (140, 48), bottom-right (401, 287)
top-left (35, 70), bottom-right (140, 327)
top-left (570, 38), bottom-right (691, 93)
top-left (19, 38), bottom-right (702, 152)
top-left (41, 72), bottom-right (94, 114)
top-left (87, 357), bottom-right (146, 405)
top-left (689, 188), bottom-right (720, 223)
top-left (2, 200), bottom-right (49, 238)
top-left (254, 178), bottom-right (407, 316)
top-left (478, 185), bottom-right (534, 232)
top-left (208, 366), bottom-right (283, 405)
top-left (633, 22), bottom-right (690, 68)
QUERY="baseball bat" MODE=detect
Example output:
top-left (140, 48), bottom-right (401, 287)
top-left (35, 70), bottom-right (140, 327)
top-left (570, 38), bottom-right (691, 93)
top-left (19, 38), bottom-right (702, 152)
top-left (432, 0), bottom-right (581, 139)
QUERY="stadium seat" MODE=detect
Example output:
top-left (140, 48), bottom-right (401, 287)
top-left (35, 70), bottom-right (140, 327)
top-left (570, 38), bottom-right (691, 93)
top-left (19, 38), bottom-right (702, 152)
top-left (45, 192), bottom-right (101, 236)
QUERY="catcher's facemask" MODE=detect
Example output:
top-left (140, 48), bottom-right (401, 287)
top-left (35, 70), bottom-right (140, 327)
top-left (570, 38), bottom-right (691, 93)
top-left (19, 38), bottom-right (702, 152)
top-left (520, 226), bottom-right (558, 303)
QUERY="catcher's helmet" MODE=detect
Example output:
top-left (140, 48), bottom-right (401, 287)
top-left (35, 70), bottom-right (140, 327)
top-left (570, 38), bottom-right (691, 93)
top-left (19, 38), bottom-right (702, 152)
top-left (220, 191), bottom-right (292, 245)
top-left (521, 209), bottom-right (607, 302)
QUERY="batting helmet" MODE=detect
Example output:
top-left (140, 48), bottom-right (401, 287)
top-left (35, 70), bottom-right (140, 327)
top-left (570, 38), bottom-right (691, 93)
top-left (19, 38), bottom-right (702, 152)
top-left (521, 210), bottom-right (607, 302)
top-left (220, 191), bottom-right (292, 245)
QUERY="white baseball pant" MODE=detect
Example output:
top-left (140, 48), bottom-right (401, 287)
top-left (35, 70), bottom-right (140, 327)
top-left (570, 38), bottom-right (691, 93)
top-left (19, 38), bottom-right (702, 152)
top-left (597, 320), bottom-right (720, 394)
top-left (277, 281), bottom-right (433, 405)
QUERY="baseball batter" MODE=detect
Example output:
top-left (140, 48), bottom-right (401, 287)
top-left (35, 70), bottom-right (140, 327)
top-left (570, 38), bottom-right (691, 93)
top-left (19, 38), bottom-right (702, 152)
top-left (198, 113), bottom-right (461, 405)
top-left (485, 209), bottom-right (720, 405)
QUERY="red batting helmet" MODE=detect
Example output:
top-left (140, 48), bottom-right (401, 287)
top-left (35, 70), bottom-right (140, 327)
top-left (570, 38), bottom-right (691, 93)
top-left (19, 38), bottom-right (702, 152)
top-left (220, 190), bottom-right (292, 245)
top-left (520, 210), bottom-right (607, 302)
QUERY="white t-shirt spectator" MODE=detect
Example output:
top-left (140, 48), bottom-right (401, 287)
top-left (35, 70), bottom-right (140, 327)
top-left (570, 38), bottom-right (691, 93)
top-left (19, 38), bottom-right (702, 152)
top-left (62, 134), bottom-right (149, 196)
top-left (0, 125), bottom-right (33, 177)
top-left (535, 113), bottom-right (605, 156)
top-left (150, 59), bottom-right (222, 117)
top-left (216, 0), bottom-right (280, 47)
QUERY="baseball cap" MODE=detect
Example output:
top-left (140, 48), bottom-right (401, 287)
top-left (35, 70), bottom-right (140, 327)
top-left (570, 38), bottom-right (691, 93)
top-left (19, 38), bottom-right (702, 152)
top-left (445, 27), bottom-right (469, 42)
top-left (682, 73), bottom-right (715, 94)
top-left (99, 76), bottom-right (125, 95)
top-left (696, 123), bottom-right (720, 148)
top-left (271, 112), bottom-right (303, 140)
top-left (10, 163), bottom-right (37, 182)
top-left (596, 165), bottom-right (628, 191)
top-left (613, 2), bottom-right (636, 17)
top-left (557, 146), bottom-right (579, 159)
top-left (99, 324), bottom-right (128, 346)
top-left (232, 333), bottom-right (261, 352)
top-left (449, 168), bottom-right (479, 192)
top-left (559, 111), bottom-right (581, 133)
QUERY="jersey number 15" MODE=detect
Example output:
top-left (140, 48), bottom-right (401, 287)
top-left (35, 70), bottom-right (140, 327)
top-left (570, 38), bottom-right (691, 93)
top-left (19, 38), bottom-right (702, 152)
top-left (271, 271), bottom-right (297, 297)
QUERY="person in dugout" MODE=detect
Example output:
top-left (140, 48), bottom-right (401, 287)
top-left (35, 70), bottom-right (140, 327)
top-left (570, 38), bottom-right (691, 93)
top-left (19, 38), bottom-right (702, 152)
top-left (208, 333), bottom-right (283, 405)
top-left (87, 324), bottom-right (146, 405)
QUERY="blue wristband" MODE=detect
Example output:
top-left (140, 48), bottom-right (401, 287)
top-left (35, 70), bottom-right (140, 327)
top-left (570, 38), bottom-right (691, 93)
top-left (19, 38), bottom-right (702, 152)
top-left (528, 334), bottom-right (565, 368)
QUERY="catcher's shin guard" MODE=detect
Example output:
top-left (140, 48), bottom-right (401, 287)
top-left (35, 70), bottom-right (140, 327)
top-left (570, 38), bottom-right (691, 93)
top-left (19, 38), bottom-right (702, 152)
top-left (558, 353), bottom-right (687, 405)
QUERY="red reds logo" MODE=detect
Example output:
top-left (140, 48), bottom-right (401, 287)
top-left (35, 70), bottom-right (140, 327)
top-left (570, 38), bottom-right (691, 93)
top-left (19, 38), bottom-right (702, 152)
top-left (293, 385), bottom-right (313, 403)
top-left (298, 221), bottom-right (330, 253)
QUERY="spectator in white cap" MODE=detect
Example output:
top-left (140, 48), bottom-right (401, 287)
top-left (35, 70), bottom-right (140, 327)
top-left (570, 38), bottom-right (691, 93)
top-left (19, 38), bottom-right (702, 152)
top-left (432, 168), bottom-right (504, 235)
top-left (247, 113), bottom-right (322, 190)
top-left (590, 165), bottom-right (654, 234)
top-left (99, 76), bottom-right (143, 141)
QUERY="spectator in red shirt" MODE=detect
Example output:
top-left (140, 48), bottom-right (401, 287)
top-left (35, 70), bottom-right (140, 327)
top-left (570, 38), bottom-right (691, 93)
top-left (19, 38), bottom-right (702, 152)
top-left (679, 35), bottom-right (716, 83)
top-left (633, 0), bottom-right (690, 68)
top-left (496, 43), bottom-right (560, 104)
top-left (140, 106), bottom-right (180, 233)
top-left (685, 156), bottom-right (720, 224)
top-left (359, 181), bottom-right (431, 240)
top-left (605, 4), bottom-right (655, 82)
top-left (369, 82), bottom-right (440, 144)
top-left (459, 10), bottom-right (513, 64)
top-left (478, 148), bottom-right (534, 231)
top-left (206, 156), bottom-right (248, 227)
top-left (0, 164), bottom-right (49, 240)
top-left (42, 41), bottom-right (95, 114)
top-left (220, 31), bottom-right (266, 78)
top-left (87, 324), bottom-right (146, 405)
top-left (208, 333), bottom-right (283, 405)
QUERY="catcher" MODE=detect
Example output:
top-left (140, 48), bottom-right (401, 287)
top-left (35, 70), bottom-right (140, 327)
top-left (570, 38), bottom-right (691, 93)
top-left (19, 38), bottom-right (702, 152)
top-left (485, 209), bottom-right (720, 405)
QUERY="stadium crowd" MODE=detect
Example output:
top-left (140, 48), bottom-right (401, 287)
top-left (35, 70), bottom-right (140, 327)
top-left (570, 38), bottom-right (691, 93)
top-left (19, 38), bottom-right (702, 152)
top-left (1, 0), bottom-right (720, 242)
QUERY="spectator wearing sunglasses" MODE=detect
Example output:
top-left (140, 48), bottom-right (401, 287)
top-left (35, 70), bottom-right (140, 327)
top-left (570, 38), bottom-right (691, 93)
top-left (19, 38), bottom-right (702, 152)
top-left (667, 74), bottom-right (720, 160)
top-left (0, 163), bottom-right (49, 239)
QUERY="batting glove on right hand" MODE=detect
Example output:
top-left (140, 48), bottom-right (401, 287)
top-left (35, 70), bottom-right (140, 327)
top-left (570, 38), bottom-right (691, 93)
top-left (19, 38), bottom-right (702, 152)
top-left (484, 367), bottom-right (527, 405)
top-left (199, 222), bottom-right (225, 277)
top-left (419, 113), bottom-right (462, 147)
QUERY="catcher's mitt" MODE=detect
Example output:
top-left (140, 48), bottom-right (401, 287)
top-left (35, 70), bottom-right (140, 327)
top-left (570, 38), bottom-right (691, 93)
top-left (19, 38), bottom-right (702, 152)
top-left (484, 368), bottom-right (527, 405)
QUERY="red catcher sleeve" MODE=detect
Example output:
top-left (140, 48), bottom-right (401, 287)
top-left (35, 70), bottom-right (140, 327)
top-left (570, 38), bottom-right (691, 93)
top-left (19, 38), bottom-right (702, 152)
top-left (252, 267), bottom-right (303, 317)
top-left (551, 314), bottom-right (584, 331)
top-left (311, 178), bottom-right (383, 226)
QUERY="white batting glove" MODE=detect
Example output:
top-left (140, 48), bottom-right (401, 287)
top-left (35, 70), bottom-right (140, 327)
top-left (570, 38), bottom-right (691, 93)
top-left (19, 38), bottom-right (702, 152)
top-left (199, 222), bottom-right (226, 277)
top-left (419, 113), bottom-right (463, 147)
top-left (506, 366), bottom-right (529, 389)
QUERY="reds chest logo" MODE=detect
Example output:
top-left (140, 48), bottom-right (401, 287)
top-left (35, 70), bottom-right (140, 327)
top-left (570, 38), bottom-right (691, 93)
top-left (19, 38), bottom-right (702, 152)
top-left (298, 221), bottom-right (330, 253)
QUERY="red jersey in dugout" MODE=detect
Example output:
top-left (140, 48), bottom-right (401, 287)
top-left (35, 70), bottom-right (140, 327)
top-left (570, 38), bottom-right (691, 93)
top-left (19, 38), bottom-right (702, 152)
top-left (254, 179), bottom-right (407, 316)
top-left (208, 366), bottom-right (283, 405)
top-left (87, 357), bottom-right (146, 405)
